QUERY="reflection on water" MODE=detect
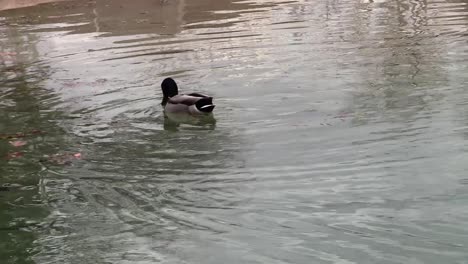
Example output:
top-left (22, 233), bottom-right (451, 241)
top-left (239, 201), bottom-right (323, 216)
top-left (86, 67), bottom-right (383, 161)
top-left (164, 112), bottom-right (216, 131)
top-left (0, 20), bottom-right (66, 264)
top-left (1, 0), bottom-right (468, 263)
top-left (0, 0), bottom-right (65, 11)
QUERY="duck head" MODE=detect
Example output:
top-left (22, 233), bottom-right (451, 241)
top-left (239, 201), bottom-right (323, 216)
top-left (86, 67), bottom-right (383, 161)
top-left (161, 77), bottom-right (178, 106)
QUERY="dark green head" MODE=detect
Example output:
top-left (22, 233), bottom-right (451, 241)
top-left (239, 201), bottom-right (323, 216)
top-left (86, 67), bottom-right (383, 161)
top-left (161, 77), bottom-right (178, 106)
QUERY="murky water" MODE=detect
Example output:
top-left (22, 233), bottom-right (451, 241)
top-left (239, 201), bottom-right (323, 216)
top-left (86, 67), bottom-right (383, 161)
top-left (1, 0), bottom-right (468, 263)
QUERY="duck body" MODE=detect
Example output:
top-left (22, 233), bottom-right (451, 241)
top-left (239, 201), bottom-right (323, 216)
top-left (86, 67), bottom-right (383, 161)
top-left (165, 93), bottom-right (215, 115)
top-left (161, 78), bottom-right (215, 115)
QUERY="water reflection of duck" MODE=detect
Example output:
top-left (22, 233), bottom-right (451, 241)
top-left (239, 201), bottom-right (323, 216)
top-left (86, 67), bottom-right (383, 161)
top-left (160, 77), bottom-right (216, 130)
top-left (163, 112), bottom-right (216, 131)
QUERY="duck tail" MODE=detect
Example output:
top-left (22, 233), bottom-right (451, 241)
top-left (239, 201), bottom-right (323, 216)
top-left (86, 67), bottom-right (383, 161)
top-left (195, 97), bottom-right (215, 113)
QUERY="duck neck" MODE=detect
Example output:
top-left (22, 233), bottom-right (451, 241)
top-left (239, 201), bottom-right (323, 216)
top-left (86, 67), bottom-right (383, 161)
top-left (161, 96), bottom-right (168, 106)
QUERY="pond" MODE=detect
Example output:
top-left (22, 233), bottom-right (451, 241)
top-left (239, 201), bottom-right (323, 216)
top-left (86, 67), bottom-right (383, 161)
top-left (1, 0), bottom-right (468, 263)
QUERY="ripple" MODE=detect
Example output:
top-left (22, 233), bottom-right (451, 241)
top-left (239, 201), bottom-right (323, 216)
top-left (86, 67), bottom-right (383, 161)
top-left (2, 0), bottom-right (468, 263)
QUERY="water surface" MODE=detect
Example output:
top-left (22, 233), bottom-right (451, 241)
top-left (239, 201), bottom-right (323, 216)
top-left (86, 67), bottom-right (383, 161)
top-left (1, 0), bottom-right (468, 263)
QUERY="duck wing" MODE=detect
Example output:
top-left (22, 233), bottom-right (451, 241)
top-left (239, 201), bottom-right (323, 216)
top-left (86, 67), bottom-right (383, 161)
top-left (187, 92), bottom-right (210, 98)
top-left (168, 94), bottom-right (202, 106)
top-left (187, 93), bottom-right (214, 106)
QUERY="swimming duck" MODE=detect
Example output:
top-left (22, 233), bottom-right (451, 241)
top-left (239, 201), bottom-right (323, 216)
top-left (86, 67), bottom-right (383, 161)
top-left (161, 77), bottom-right (215, 115)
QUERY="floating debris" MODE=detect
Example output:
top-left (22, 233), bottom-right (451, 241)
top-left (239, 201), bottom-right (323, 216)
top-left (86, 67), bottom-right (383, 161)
top-left (6, 152), bottom-right (24, 160)
top-left (9, 140), bottom-right (27, 147)
top-left (41, 152), bottom-right (83, 165)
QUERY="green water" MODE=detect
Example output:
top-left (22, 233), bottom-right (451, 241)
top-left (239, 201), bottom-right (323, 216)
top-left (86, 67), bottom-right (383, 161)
top-left (0, 42), bottom-right (66, 263)
top-left (1, 0), bottom-right (468, 263)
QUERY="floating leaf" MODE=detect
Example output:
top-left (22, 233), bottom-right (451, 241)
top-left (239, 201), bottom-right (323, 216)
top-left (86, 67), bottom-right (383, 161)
top-left (9, 140), bottom-right (27, 147)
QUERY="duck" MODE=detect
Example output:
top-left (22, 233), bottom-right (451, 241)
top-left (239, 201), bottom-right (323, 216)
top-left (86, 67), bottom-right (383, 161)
top-left (161, 77), bottom-right (215, 115)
